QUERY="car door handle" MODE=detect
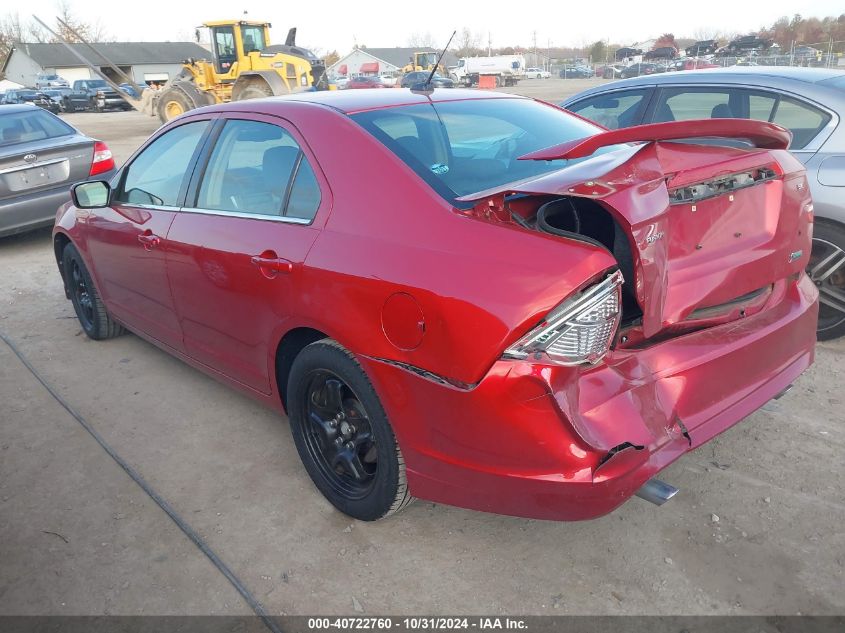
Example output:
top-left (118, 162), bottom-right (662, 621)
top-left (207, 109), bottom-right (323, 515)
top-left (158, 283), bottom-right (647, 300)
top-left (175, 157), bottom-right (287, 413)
top-left (250, 254), bottom-right (293, 275)
top-left (137, 231), bottom-right (161, 250)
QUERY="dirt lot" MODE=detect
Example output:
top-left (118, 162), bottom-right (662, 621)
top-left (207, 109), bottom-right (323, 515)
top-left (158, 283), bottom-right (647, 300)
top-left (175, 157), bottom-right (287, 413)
top-left (1, 80), bottom-right (844, 618)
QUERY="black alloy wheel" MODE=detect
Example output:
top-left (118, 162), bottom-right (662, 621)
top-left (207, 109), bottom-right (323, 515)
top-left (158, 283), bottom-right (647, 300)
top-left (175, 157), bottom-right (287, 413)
top-left (287, 339), bottom-right (413, 520)
top-left (302, 370), bottom-right (379, 499)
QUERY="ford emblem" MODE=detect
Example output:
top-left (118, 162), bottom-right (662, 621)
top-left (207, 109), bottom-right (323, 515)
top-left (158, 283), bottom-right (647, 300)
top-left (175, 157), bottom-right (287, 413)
top-left (24, 153), bottom-right (37, 163)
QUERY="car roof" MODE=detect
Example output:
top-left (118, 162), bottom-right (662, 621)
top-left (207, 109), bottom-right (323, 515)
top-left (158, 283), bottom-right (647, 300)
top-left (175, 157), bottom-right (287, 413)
top-left (0, 104), bottom-right (42, 114)
top-left (215, 88), bottom-right (521, 115)
top-left (563, 66), bottom-right (845, 104)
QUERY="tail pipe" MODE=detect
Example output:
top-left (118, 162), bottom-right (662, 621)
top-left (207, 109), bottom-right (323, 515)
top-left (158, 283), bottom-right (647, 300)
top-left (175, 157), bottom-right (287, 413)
top-left (635, 479), bottom-right (679, 506)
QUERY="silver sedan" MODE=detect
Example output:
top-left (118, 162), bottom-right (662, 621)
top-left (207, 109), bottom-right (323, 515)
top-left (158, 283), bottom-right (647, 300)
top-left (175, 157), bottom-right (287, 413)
top-left (562, 67), bottom-right (845, 339)
top-left (1, 103), bottom-right (116, 238)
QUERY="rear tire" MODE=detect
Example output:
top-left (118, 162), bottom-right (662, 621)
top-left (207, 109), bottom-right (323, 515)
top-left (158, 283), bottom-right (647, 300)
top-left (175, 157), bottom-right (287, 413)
top-left (287, 339), bottom-right (413, 521)
top-left (63, 243), bottom-right (124, 340)
top-left (810, 220), bottom-right (845, 341)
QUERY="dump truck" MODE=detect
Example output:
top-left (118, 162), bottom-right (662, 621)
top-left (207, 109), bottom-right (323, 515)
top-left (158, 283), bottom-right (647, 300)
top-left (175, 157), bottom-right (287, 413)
top-left (155, 20), bottom-right (326, 123)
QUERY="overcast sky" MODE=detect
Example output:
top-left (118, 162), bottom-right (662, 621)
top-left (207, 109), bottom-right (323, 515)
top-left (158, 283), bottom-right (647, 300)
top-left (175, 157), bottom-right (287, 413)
top-left (17, 0), bottom-right (845, 53)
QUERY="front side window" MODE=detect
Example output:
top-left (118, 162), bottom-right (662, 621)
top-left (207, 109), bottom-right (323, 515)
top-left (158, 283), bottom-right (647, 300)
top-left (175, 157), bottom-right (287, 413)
top-left (651, 87), bottom-right (830, 150)
top-left (352, 98), bottom-right (606, 201)
top-left (194, 119), bottom-right (321, 220)
top-left (240, 26), bottom-right (266, 53)
top-left (567, 89), bottom-right (650, 129)
top-left (652, 88), bottom-right (740, 122)
top-left (114, 121), bottom-right (209, 207)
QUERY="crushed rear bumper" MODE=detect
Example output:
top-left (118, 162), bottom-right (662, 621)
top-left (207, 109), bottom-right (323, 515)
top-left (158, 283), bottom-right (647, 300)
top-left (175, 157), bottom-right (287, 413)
top-left (360, 273), bottom-right (818, 521)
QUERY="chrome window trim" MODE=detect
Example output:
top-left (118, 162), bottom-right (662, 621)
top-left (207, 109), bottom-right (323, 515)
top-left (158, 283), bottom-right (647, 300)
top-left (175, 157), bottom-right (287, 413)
top-left (0, 157), bottom-right (67, 175)
top-left (112, 202), bottom-right (182, 212)
top-left (179, 206), bottom-right (313, 225)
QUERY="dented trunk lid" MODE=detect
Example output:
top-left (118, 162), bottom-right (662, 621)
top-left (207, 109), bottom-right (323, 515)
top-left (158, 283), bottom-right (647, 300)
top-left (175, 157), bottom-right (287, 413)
top-left (460, 120), bottom-right (814, 338)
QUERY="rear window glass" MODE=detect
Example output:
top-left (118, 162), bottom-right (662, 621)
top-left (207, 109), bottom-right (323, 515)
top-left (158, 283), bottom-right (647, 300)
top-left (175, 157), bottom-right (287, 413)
top-left (0, 109), bottom-right (75, 147)
top-left (351, 98), bottom-right (604, 201)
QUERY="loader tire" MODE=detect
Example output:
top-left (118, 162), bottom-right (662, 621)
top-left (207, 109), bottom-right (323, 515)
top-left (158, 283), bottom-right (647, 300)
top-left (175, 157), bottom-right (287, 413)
top-left (157, 88), bottom-right (194, 123)
top-left (234, 81), bottom-right (275, 101)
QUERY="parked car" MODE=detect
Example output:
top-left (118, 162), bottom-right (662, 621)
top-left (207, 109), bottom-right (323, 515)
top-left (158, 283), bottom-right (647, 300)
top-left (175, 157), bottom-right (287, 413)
top-left (41, 88), bottom-right (72, 112)
top-left (619, 63), bottom-right (659, 78)
top-left (526, 67), bottom-right (551, 79)
top-left (378, 73), bottom-right (398, 87)
top-left (669, 58), bottom-right (720, 71)
top-left (35, 73), bottom-right (70, 90)
top-left (3, 89), bottom-right (60, 113)
top-left (644, 46), bottom-right (678, 61)
top-left (0, 103), bottom-right (115, 238)
top-left (335, 76), bottom-right (351, 90)
top-left (562, 67), bottom-right (845, 339)
top-left (400, 71), bottom-right (455, 88)
top-left (117, 82), bottom-right (148, 99)
top-left (685, 40), bottom-right (719, 56)
top-left (346, 76), bottom-right (386, 89)
top-left (596, 64), bottom-right (624, 79)
top-left (559, 65), bottom-right (594, 78)
top-left (65, 79), bottom-right (131, 112)
top-left (55, 89), bottom-right (817, 522)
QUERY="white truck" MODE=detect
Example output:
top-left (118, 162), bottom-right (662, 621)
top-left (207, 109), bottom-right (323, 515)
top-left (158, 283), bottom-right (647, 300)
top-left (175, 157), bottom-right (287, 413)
top-left (451, 55), bottom-right (526, 87)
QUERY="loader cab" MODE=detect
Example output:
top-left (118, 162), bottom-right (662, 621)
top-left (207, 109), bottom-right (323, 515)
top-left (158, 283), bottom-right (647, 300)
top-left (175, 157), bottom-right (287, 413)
top-left (205, 20), bottom-right (271, 76)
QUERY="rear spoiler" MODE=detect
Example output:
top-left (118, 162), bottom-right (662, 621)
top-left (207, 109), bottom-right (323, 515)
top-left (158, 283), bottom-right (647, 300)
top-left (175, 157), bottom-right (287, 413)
top-left (519, 119), bottom-right (792, 161)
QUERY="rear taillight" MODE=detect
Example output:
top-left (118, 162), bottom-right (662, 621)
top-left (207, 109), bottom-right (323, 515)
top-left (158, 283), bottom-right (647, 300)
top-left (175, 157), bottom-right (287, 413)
top-left (89, 140), bottom-right (114, 176)
top-left (504, 270), bottom-right (623, 366)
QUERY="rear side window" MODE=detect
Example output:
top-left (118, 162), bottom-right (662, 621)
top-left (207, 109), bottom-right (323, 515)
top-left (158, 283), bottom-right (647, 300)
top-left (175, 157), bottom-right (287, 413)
top-left (567, 89), bottom-right (649, 129)
top-left (0, 109), bottom-right (74, 147)
top-left (194, 119), bottom-right (321, 221)
top-left (770, 97), bottom-right (831, 149)
top-left (114, 120), bottom-right (209, 207)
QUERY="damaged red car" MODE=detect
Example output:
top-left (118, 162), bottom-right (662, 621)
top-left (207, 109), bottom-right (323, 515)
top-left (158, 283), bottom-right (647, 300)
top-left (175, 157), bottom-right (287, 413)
top-left (54, 89), bottom-right (818, 521)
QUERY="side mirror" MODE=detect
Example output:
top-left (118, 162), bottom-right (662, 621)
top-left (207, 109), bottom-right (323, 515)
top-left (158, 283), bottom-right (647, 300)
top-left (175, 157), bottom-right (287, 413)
top-left (71, 181), bottom-right (111, 208)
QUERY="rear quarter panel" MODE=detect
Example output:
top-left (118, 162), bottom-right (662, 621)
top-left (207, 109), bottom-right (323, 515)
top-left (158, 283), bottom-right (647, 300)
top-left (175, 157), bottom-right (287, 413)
top-left (277, 102), bottom-right (617, 385)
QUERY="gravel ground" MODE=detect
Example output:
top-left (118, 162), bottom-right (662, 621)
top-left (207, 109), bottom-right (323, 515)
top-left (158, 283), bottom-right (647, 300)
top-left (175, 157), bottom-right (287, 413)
top-left (1, 81), bottom-right (843, 617)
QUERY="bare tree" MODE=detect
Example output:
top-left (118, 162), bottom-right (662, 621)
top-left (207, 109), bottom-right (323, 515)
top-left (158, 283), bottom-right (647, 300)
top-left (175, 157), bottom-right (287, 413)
top-left (54, 0), bottom-right (109, 43)
top-left (407, 32), bottom-right (437, 48)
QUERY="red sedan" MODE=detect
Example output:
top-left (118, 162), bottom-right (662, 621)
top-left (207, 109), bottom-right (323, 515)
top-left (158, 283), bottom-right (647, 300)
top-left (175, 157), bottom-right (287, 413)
top-left (345, 76), bottom-right (386, 89)
top-left (54, 89), bottom-right (818, 521)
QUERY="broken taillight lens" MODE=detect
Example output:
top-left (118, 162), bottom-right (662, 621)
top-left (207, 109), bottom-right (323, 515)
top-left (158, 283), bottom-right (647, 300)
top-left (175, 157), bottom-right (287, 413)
top-left (504, 270), bottom-right (623, 366)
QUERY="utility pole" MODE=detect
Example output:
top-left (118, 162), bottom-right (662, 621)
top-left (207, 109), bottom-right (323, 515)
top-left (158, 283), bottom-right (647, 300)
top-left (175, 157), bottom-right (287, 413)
top-left (533, 30), bottom-right (537, 67)
top-left (547, 39), bottom-right (551, 72)
top-left (488, 32), bottom-right (492, 56)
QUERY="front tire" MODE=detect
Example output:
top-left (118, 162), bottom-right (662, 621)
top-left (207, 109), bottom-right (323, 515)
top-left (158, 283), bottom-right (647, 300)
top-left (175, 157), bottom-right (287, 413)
top-left (287, 339), bottom-right (413, 521)
top-left (809, 220), bottom-right (845, 340)
top-left (63, 243), bottom-right (124, 340)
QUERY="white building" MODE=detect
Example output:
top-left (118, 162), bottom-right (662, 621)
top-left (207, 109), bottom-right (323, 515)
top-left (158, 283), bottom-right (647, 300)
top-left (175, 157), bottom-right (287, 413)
top-left (1, 41), bottom-right (211, 88)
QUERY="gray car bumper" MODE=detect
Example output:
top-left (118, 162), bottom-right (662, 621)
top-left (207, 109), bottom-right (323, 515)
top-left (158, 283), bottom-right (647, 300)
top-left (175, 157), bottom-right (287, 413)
top-left (0, 169), bottom-right (117, 239)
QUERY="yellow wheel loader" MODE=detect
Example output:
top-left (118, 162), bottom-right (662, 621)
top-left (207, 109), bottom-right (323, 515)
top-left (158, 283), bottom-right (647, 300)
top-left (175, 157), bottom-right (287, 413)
top-left (401, 51), bottom-right (447, 74)
top-left (156, 20), bottom-right (327, 123)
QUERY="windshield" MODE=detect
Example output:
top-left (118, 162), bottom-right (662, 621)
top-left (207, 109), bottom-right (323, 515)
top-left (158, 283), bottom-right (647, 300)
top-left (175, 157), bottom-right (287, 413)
top-left (351, 98), bottom-right (605, 202)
